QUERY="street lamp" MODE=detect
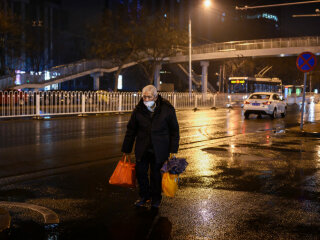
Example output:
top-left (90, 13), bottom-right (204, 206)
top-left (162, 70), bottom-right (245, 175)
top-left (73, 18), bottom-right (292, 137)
top-left (188, 15), bottom-right (192, 95)
top-left (203, 0), bottom-right (212, 8)
top-left (189, 0), bottom-right (212, 95)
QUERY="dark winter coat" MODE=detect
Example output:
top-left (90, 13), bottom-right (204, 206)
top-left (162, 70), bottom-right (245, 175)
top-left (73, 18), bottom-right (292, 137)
top-left (121, 95), bottom-right (179, 163)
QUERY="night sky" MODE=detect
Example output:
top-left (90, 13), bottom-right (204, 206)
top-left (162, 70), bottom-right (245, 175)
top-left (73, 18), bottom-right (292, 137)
top-left (59, 0), bottom-right (320, 42)
top-left (232, 0), bottom-right (320, 37)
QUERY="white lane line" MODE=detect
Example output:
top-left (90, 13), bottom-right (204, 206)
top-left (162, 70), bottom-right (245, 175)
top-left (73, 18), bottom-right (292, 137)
top-left (0, 201), bottom-right (59, 224)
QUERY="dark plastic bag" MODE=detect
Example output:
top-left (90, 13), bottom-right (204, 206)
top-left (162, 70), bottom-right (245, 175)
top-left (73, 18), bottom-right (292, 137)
top-left (161, 156), bottom-right (188, 174)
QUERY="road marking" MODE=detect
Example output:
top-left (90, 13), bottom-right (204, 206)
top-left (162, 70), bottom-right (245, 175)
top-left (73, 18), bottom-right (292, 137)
top-left (0, 201), bottom-right (59, 224)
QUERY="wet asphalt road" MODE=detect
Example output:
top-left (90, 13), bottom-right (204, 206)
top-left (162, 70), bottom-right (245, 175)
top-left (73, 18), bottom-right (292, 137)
top-left (0, 103), bottom-right (320, 239)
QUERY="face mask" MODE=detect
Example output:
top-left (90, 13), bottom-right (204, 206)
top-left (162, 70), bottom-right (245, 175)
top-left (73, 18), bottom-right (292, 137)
top-left (144, 101), bottom-right (155, 108)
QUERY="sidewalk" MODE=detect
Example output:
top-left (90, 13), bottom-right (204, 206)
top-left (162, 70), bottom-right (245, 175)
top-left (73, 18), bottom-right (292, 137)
top-left (289, 121), bottom-right (320, 136)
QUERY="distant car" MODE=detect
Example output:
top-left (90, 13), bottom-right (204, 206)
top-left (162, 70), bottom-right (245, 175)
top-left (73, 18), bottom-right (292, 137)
top-left (243, 92), bottom-right (287, 119)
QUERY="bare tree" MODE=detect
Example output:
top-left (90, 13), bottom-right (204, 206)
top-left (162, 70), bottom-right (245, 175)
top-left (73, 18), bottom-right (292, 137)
top-left (24, 23), bottom-right (50, 73)
top-left (89, 4), bottom-right (187, 90)
top-left (0, 9), bottom-right (22, 76)
top-left (224, 57), bottom-right (255, 77)
top-left (138, 14), bottom-right (187, 84)
top-left (89, 5), bottom-right (144, 91)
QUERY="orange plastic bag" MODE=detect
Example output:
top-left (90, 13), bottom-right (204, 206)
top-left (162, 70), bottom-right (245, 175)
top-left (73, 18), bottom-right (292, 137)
top-left (162, 172), bottom-right (178, 197)
top-left (109, 155), bottom-right (136, 187)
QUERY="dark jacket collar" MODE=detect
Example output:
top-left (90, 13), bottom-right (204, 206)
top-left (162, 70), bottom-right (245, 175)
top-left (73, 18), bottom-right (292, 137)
top-left (136, 95), bottom-right (163, 114)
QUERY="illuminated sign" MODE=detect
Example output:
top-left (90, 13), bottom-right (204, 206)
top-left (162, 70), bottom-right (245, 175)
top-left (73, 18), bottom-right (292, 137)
top-left (118, 75), bottom-right (123, 90)
top-left (247, 13), bottom-right (279, 22)
top-left (230, 80), bottom-right (245, 84)
top-left (262, 13), bottom-right (278, 22)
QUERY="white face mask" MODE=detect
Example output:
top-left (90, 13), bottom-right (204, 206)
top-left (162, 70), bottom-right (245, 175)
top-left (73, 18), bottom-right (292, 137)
top-left (144, 101), bottom-right (155, 108)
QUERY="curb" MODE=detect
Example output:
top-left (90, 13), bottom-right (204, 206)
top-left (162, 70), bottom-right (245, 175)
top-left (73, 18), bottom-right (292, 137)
top-left (0, 207), bottom-right (10, 232)
top-left (287, 122), bottom-right (320, 137)
top-left (0, 202), bottom-right (59, 225)
top-left (288, 130), bottom-right (320, 137)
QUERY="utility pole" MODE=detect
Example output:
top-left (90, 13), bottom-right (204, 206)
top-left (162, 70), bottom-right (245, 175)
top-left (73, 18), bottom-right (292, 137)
top-left (219, 65), bottom-right (223, 92)
top-left (310, 73), bottom-right (312, 93)
top-left (222, 63), bottom-right (226, 93)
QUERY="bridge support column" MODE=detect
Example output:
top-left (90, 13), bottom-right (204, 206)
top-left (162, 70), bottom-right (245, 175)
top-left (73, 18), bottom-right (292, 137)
top-left (154, 64), bottom-right (162, 90)
top-left (91, 72), bottom-right (103, 91)
top-left (200, 61), bottom-right (209, 94)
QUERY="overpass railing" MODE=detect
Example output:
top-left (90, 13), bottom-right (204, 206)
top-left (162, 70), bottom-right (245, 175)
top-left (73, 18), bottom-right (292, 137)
top-left (0, 59), bottom-right (113, 90)
top-left (0, 91), bottom-right (318, 118)
top-left (2, 36), bottom-right (320, 90)
top-left (191, 36), bottom-right (320, 55)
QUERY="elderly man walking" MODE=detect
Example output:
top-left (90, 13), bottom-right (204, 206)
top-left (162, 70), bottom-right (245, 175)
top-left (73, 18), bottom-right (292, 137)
top-left (121, 85), bottom-right (180, 208)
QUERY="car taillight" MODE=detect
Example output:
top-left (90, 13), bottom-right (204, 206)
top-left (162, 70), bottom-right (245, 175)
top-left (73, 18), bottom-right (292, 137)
top-left (244, 101), bottom-right (250, 104)
top-left (263, 101), bottom-right (272, 105)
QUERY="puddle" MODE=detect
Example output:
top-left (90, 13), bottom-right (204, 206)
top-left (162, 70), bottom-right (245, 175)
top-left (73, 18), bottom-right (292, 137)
top-left (236, 154), bottom-right (270, 161)
top-left (218, 144), bottom-right (229, 147)
top-left (45, 224), bottom-right (59, 240)
top-left (203, 144), bottom-right (306, 153)
top-left (271, 141), bottom-right (301, 146)
top-left (201, 147), bottom-right (228, 152)
top-left (235, 144), bottom-right (306, 153)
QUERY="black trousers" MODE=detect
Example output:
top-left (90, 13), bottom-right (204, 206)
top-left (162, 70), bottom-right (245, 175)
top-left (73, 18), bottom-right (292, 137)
top-left (135, 151), bottom-right (162, 202)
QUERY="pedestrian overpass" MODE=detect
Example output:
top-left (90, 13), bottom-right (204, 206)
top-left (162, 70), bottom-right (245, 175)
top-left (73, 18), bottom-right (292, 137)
top-left (1, 36), bottom-right (320, 91)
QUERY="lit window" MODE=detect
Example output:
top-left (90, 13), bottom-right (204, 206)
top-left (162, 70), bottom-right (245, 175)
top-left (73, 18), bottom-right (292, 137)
top-left (45, 71), bottom-right (50, 80)
top-left (118, 75), bottom-right (123, 90)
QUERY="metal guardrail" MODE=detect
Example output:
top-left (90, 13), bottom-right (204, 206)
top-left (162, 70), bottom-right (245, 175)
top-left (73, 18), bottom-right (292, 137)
top-left (1, 91), bottom-right (319, 118)
top-left (0, 91), bottom-right (229, 118)
top-left (191, 36), bottom-right (320, 54)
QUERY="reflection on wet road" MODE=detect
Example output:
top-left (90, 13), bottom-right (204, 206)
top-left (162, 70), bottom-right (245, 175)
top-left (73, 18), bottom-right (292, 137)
top-left (0, 103), bottom-right (320, 239)
top-left (161, 105), bottom-right (320, 239)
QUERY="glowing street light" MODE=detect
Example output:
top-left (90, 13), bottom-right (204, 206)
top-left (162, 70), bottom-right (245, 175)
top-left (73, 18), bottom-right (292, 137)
top-left (203, 0), bottom-right (212, 8)
top-left (189, 0), bottom-right (212, 95)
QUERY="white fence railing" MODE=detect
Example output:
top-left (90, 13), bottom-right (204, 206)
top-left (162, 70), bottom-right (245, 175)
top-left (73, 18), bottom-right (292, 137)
top-left (0, 91), bottom-right (319, 118)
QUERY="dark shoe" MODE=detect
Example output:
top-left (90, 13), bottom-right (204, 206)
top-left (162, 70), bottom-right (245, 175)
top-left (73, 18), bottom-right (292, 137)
top-left (151, 200), bottom-right (161, 208)
top-left (134, 198), bottom-right (150, 207)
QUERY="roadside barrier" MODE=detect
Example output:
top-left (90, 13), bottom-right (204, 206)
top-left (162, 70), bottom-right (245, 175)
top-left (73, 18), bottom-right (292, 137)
top-left (0, 91), bottom-right (318, 118)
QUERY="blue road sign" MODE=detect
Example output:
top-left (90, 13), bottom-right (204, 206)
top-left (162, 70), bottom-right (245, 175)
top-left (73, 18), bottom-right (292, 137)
top-left (296, 52), bottom-right (317, 72)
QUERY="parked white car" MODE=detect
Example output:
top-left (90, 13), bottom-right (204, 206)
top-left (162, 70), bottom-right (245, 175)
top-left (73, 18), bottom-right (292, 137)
top-left (243, 92), bottom-right (287, 119)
